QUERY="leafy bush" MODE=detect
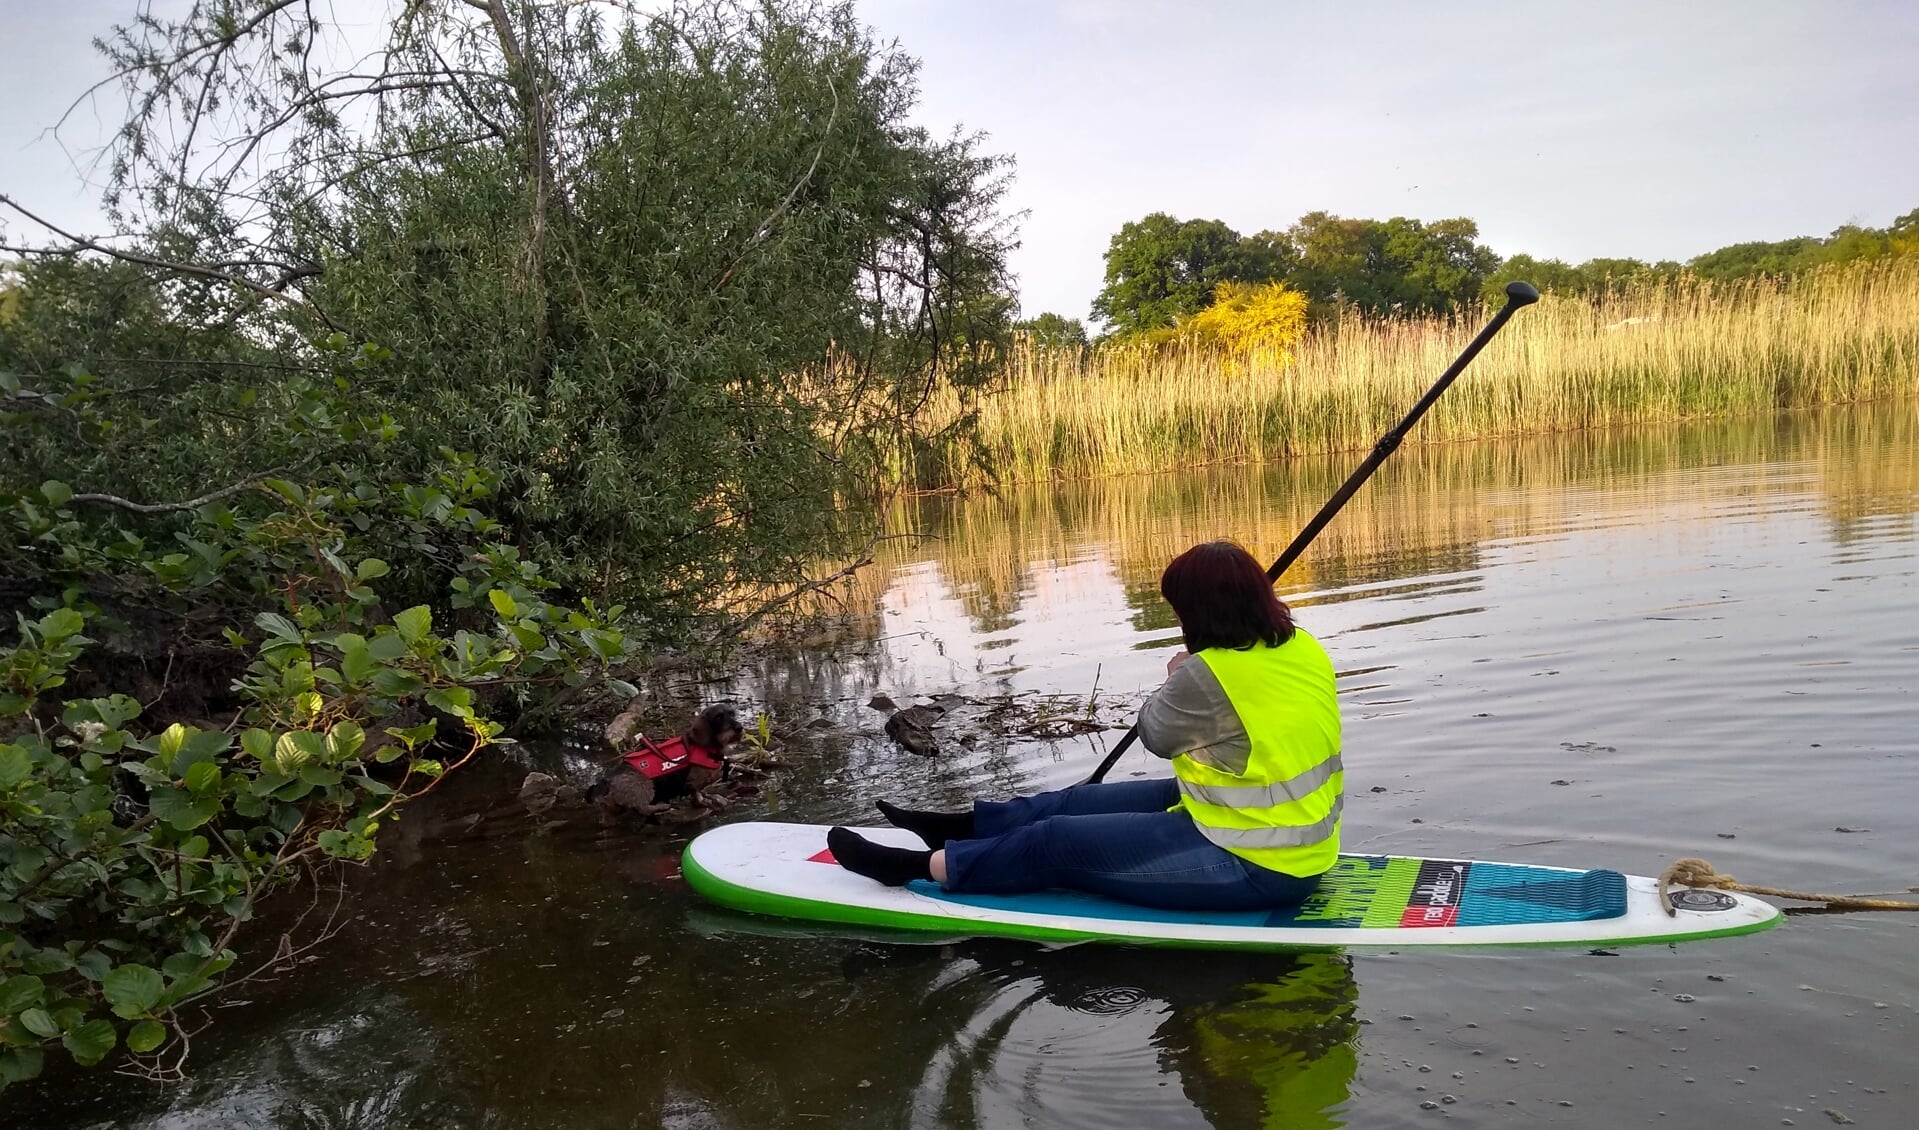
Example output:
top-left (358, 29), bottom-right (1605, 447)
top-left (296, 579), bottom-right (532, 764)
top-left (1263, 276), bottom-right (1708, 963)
top-left (1181, 282), bottom-right (1310, 361)
top-left (1, 447), bottom-right (633, 1086)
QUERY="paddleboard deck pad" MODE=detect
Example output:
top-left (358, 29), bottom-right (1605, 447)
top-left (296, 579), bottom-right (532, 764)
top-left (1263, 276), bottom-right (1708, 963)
top-left (682, 823), bottom-right (1782, 949)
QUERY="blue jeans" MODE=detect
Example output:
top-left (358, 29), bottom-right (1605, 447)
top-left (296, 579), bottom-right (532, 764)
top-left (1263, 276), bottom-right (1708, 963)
top-left (941, 778), bottom-right (1322, 912)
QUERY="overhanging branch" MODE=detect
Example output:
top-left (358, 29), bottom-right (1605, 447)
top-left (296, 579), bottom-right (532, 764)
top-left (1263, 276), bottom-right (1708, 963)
top-left (0, 194), bottom-right (331, 325)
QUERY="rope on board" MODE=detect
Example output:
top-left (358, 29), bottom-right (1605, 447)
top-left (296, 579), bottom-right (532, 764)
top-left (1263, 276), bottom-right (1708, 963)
top-left (1658, 857), bottom-right (1919, 917)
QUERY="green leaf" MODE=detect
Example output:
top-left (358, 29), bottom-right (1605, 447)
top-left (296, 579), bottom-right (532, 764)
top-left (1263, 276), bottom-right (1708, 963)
top-left (161, 953), bottom-right (207, 979)
top-left (351, 774), bottom-right (394, 796)
top-left (298, 765), bottom-right (342, 788)
top-left (424, 686), bottom-right (473, 719)
top-left (365, 632), bottom-right (410, 662)
top-left (173, 728), bottom-right (231, 777)
top-left (126, 1020), bottom-right (167, 1054)
top-left (40, 480), bottom-right (73, 507)
top-left (146, 787), bottom-right (220, 831)
top-left (0, 975), bottom-right (45, 1015)
top-left (385, 720), bottom-right (437, 749)
top-left (355, 558), bottom-right (390, 581)
top-left (325, 720), bottom-right (365, 763)
top-left (155, 723), bottom-right (187, 764)
top-left (340, 643), bottom-right (379, 685)
top-left (183, 761), bottom-right (221, 795)
top-left (240, 728), bottom-right (273, 760)
top-left (274, 731), bottom-right (325, 775)
top-left (392, 605), bottom-right (432, 645)
top-left (62, 1019), bottom-right (116, 1066)
top-left (370, 668), bottom-right (425, 696)
top-left (18, 1009), bottom-right (58, 1039)
top-left (0, 745), bottom-right (30, 791)
top-left (0, 1047), bottom-right (44, 1085)
top-left (103, 965), bottom-right (166, 1018)
top-left (92, 694), bottom-right (141, 729)
top-left (39, 608), bottom-right (85, 641)
top-left (21, 949), bottom-right (73, 975)
top-left (74, 951), bottom-right (111, 983)
top-left (487, 588), bottom-right (518, 618)
top-left (316, 829), bottom-right (375, 861)
top-left (288, 692), bottom-right (322, 723)
top-left (255, 612), bottom-right (302, 642)
top-left (161, 975), bottom-right (212, 1005)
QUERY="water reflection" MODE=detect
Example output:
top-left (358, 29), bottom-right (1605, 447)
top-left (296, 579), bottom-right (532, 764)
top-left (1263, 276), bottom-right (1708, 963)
top-left (900, 945), bottom-right (1360, 1129)
top-left (860, 402), bottom-right (1915, 650)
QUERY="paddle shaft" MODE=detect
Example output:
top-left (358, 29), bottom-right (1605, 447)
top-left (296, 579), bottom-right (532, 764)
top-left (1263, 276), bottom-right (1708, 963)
top-left (1083, 281), bottom-right (1541, 785)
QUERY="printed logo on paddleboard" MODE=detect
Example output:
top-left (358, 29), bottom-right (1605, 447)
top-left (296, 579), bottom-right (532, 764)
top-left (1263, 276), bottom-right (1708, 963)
top-left (1400, 860), bottom-right (1471, 927)
top-left (1667, 888), bottom-right (1737, 913)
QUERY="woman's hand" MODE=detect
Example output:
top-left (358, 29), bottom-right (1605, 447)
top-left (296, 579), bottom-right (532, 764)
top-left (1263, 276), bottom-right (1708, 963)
top-left (1166, 650), bottom-right (1192, 676)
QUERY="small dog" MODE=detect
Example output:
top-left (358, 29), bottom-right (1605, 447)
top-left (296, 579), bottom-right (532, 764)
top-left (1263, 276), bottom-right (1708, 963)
top-left (586, 704), bottom-right (744, 821)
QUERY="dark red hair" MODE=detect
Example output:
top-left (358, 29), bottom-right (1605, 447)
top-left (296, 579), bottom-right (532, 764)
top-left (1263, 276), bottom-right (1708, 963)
top-left (1159, 541), bottom-right (1294, 653)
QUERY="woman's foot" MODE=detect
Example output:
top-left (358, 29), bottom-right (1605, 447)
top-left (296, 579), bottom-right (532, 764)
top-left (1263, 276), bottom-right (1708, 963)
top-left (828, 827), bottom-right (932, 887)
top-left (876, 799), bottom-right (975, 848)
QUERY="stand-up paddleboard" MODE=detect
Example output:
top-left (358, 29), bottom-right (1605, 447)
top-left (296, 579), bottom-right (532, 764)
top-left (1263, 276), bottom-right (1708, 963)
top-left (682, 823), bottom-right (1782, 950)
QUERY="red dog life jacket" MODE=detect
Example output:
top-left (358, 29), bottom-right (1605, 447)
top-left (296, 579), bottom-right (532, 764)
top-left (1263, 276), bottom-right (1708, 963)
top-left (621, 733), bottom-right (724, 780)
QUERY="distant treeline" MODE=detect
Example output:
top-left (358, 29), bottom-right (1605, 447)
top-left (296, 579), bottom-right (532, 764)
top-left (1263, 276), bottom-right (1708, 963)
top-left (1021, 206), bottom-right (1919, 345)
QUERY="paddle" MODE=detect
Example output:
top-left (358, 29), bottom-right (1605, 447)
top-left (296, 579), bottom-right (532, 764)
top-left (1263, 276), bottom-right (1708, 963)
top-left (1084, 280), bottom-right (1541, 785)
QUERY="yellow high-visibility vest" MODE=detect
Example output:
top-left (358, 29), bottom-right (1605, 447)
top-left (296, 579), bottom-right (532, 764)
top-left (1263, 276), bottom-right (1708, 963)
top-left (1173, 631), bottom-right (1343, 877)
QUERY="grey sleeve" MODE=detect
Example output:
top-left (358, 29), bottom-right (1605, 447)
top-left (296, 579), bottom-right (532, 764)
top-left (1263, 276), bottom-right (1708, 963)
top-left (1136, 660), bottom-right (1253, 775)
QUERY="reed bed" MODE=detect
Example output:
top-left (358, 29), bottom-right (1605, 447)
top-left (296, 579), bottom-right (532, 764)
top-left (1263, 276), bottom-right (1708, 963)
top-left (924, 260), bottom-right (1919, 488)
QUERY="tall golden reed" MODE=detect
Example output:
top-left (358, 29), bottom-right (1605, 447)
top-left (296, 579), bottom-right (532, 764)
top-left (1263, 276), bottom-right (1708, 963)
top-left (924, 260), bottom-right (1919, 488)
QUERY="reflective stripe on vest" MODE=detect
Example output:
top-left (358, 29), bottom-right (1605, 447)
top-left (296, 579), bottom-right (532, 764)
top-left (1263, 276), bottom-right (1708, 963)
top-left (1171, 631), bottom-right (1342, 876)
top-left (1178, 753), bottom-right (1345, 810)
top-left (1189, 793), bottom-right (1344, 849)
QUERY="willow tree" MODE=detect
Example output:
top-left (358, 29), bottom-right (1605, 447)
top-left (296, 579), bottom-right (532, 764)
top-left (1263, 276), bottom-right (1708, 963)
top-left (6, 0), bottom-right (1016, 639)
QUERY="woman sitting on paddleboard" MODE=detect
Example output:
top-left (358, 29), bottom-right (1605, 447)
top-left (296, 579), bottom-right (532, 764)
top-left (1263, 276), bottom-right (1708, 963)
top-left (828, 540), bottom-right (1342, 911)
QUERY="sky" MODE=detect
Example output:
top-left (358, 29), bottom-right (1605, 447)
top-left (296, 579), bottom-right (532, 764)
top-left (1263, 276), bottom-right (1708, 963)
top-left (4, 1), bottom-right (1916, 324)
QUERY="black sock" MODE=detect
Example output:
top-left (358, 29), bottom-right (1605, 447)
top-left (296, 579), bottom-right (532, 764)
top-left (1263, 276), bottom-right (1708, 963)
top-left (828, 827), bottom-right (932, 887)
top-left (876, 799), bottom-right (975, 848)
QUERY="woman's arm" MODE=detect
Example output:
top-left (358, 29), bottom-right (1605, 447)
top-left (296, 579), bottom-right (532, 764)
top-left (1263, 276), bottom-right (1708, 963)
top-left (1135, 658), bottom-right (1252, 773)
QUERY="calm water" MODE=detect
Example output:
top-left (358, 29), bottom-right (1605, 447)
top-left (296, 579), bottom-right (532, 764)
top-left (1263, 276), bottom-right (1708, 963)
top-left (15, 404), bottom-right (1918, 1129)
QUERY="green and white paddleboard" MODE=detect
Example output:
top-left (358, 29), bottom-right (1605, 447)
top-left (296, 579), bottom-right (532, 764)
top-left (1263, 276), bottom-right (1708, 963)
top-left (682, 822), bottom-right (1782, 950)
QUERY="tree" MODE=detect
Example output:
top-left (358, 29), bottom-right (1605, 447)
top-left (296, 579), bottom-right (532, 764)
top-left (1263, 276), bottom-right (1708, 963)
top-left (1015, 312), bottom-right (1088, 350)
top-left (1283, 212), bottom-right (1498, 318)
top-left (0, 0), bottom-right (1020, 1083)
top-left (1280, 211), bottom-right (1373, 315)
top-left (1893, 208), bottom-right (1919, 256)
top-left (2, 0), bottom-right (1017, 633)
top-left (1091, 214), bottom-right (1280, 337)
top-left (1690, 237), bottom-right (1825, 280)
top-left (1479, 253), bottom-right (1584, 304)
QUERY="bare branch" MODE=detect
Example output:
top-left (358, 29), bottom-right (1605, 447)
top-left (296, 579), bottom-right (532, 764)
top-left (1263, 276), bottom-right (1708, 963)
top-left (53, 0), bottom-right (307, 139)
top-left (0, 194), bottom-right (326, 318)
top-left (68, 468), bottom-right (286, 514)
top-left (711, 75), bottom-right (839, 293)
top-left (724, 524), bottom-right (896, 636)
